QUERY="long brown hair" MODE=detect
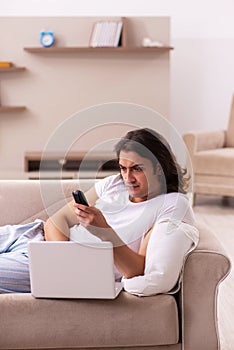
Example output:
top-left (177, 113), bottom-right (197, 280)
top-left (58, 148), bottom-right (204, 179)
top-left (115, 128), bottom-right (189, 194)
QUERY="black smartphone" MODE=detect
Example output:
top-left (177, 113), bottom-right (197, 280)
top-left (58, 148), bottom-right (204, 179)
top-left (72, 190), bottom-right (89, 206)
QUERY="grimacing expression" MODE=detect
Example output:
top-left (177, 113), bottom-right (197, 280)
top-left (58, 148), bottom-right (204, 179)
top-left (119, 150), bottom-right (162, 203)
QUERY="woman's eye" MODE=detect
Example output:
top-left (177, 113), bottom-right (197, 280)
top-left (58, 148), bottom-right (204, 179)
top-left (133, 167), bottom-right (143, 172)
top-left (119, 166), bottom-right (143, 173)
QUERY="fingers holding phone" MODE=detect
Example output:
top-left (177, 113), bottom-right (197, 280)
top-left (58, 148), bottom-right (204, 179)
top-left (72, 190), bottom-right (109, 230)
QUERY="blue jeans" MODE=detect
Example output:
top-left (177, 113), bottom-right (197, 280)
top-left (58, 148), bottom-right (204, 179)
top-left (0, 220), bottom-right (44, 293)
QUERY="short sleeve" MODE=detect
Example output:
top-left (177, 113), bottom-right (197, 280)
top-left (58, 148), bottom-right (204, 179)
top-left (94, 174), bottom-right (124, 201)
top-left (94, 175), bottom-right (110, 198)
top-left (156, 193), bottom-right (195, 225)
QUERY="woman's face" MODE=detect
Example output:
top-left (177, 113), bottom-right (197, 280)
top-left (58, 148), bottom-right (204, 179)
top-left (119, 150), bottom-right (162, 202)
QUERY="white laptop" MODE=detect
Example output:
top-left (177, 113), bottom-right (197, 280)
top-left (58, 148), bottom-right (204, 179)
top-left (28, 241), bottom-right (122, 299)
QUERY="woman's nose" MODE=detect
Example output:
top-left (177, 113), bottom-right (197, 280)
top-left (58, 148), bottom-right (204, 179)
top-left (125, 169), bottom-right (135, 182)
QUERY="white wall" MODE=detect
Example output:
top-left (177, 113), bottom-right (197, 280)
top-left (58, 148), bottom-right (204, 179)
top-left (1, 0), bottom-right (234, 134)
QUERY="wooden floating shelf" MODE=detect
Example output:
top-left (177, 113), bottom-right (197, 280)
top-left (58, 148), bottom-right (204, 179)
top-left (0, 66), bottom-right (26, 72)
top-left (24, 46), bottom-right (173, 53)
top-left (0, 106), bottom-right (26, 112)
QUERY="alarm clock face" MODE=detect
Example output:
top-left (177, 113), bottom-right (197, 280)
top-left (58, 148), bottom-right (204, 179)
top-left (40, 31), bottom-right (54, 47)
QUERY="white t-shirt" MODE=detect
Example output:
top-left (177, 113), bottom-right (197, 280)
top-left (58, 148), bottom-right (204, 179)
top-left (70, 174), bottom-right (199, 296)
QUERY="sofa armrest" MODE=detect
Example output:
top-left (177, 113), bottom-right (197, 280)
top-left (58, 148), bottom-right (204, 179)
top-left (181, 223), bottom-right (231, 350)
top-left (183, 130), bottom-right (226, 155)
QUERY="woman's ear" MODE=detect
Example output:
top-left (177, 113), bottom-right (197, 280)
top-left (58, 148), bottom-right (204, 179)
top-left (155, 163), bottom-right (163, 176)
top-left (155, 163), bottom-right (167, 193)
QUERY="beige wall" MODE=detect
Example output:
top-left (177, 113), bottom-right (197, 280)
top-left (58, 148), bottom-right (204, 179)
top-left (2, 2), bottom-right (234, 137)
top-left (0, 16), bottom-right (171, 174)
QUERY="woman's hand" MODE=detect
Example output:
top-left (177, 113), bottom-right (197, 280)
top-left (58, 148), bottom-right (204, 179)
top-left (73, 203), bottom-right (124, 247)
top-left (73, 203), bottom-right (112, 239)
top-left (73, 203), bottom-right (109, 228)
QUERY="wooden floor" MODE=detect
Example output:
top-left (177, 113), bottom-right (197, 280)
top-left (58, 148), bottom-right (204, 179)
top-left (194, 195), bottom-right (234, 350)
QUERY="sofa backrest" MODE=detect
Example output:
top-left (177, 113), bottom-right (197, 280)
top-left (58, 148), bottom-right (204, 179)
top-left (0, 179), bottom-right (95, 225)
top-left (226, 94), bottom-right (234, 147)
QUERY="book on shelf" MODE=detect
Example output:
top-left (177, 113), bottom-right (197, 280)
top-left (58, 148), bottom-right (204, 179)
top-left (0, 62), bottom-right (12, 68)
top-left (113, 21), bottom-right (123, 47)
top-left (89, 20), bottom-right (123, 47)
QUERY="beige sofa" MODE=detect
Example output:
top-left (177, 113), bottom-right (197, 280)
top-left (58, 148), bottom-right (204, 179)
top-left (183, 94), bottom-right (234, 203)
top-left (0, 179), bottom-right (231, 350)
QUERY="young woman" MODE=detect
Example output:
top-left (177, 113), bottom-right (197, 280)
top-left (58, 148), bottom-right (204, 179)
top-left (0, 128), bottom-right (199, 295)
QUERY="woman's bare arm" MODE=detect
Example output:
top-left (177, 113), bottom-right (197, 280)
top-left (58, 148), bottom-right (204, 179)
top-left (44, 186), bottom-right (98, 241)
top-left (113, 244), bottom-right (146, 278)
top-left (73, 203), bottom-right (152, 278)
top-left (44, 201), bottom-right (76, 241)
top-left (106, 226), bottom-right (153, 278)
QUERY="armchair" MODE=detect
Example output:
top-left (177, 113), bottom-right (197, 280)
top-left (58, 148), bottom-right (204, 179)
top-left (183, 95), bottom-right (234, 203)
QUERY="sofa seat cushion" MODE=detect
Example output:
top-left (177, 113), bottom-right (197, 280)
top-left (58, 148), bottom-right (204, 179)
top-left (0, 291), bottom-right (179, 349)
top-left (194, 148), bottom-right (234, 176)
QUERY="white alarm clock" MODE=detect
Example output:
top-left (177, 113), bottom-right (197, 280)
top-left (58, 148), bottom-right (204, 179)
top-left (40, 31), bottom-right (55, 48)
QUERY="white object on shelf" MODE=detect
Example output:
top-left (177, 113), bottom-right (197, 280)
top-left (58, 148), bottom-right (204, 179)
top-left (142, 37), bottom-right (164, 47)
